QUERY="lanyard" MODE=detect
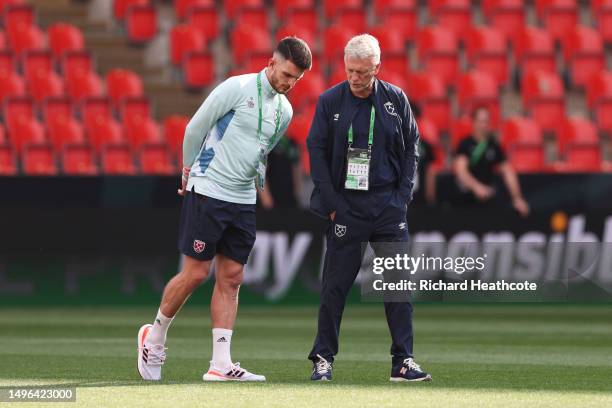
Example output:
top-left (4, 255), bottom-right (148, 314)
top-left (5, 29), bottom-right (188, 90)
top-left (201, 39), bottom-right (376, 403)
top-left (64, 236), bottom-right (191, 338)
top-left (348, 105), bottom-right (376, 149)
top-left (256, 72), bottom-right (283, 149)
top-left (470, 139), bottom-right (489, 166)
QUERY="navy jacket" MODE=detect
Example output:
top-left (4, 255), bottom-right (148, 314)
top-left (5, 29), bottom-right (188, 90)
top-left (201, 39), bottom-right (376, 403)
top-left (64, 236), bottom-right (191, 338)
top-left (307, 79), bottom-right (420, 219)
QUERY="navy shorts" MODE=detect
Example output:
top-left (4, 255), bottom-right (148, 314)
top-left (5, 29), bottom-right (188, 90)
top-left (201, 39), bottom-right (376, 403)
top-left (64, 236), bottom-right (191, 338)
top-left (178, 189), bottom-right (256, 264)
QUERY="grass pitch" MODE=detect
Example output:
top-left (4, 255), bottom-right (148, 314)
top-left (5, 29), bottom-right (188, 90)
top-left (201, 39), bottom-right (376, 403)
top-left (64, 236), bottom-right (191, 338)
top-left (1, 304), bottom-right (611, 407)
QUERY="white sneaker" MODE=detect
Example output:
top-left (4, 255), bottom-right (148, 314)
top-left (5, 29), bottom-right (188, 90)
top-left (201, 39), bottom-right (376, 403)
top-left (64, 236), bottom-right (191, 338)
top-left (137, 324), bottom-right (166, 381)
top-left (203, 362), bottom-right (266, 382)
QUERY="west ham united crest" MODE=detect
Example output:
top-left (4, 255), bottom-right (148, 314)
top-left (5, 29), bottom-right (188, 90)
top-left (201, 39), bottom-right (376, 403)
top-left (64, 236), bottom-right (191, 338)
top-left (384, 101), bottom-right (397, 116)
top-left (334, 224), bottom-right (347, 237)
top-left (193, 240), bottom-right (206, 253)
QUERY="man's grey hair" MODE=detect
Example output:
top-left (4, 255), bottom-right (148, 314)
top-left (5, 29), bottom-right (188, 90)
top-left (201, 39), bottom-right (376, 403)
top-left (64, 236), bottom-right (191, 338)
top-left (344, 34), bottom-right (381, 64)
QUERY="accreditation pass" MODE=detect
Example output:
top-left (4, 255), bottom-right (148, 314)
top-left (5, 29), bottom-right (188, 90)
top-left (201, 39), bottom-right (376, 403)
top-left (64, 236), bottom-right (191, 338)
top-left (345, 147), bottom-right (370, 191)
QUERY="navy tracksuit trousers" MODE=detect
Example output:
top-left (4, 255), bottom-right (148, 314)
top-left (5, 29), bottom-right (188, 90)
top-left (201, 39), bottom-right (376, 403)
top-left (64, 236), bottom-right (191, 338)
top-left (308, 202), bottom-right (414, 364)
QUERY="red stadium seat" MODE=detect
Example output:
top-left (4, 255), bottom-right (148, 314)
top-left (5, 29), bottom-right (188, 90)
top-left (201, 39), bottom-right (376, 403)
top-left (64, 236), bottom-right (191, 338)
top-left (230, 25), bottom-right (271, 64)
top-left (274, 0), bottom-right (314, 19)
top-left (170, 23), bottom-right (205, 66)
top-left (175, 0), bottom-right (214, 20)
top-left (333, 9), bottom-right (366, 34)
top-left (43, 96), bottom-right (73, 131)
top-left (235, 7), bottom-right (269, 29)
top-left (23, 144), bottom-right (57, 175)
top-left (106, 68), bottom-right (144, 107)
top-left (377, 71), bottom-right (408, 92)
top-left (417, 116), bottom-right (446, 169)
top-left (125, 116), bottom-right (164, 149)
top-left (288, 71), bottom-right (325, 110)
top-left (416, 26), bottom-right (459, 87)
top-left (275, 23), bottom-right (316, 54)
top-left (466, 26), bottom-right (509, 86)
top-left (0, 70), bottom-right (24, 102)
top-left (501, 117), bottom-right (543, 148)
top-left (369, 27), bottom-right (406, 54)
top-left (373, 0), bottom-right (415, 15)
top-left (556, 118), bottom-right (601, 171)
top-left (61, 50), bottom-right (93, 78)
top-left (120, 96), bottom-right (151, 124)
top-left (139, 143), bottom-right (175, 175)
top-left (0, 30), bottom-right (5, 50)
top-left (378, 6), bottom-right (417, 42)
top-left (81, 97), bottom-right (112, 130)
top-left (323, 25), bottom-right (357, 65)
top-left (500, 117), bottom-right (546, 172)
top-left (183, 51), bottom-right (214, 90)
top-left (379, 52), bottom-right (410, 78)
top-left (557, 117), bottom-right (599, 148)
top-left (65, 69), bottom-right (104, 102)
top-left (457, 71), bottom-right (500, 125)
top-left (126, 4), bottom-right (157, 44)
top-left (22, 50), bottom-right (52, 81)
top-left (89, 118), bottom-right (126, 153)
top-left (285, 7), bottom-right (318, 34)
top-left (48, 115), bottom-right (86, 150)
top-left (507, 145), bottom-right (546, 172)
top-left (587, 71), bottom-right (612, 134)
top-left (562, 26), bottom-right (605, 88)
top-left (3, 96), bottom-right (32, 135)
top-left (327, 67), bottom-right (347, 88)
top-left (27, 69), bottom-right (64, 103)
top-left (514, 26), bottom-right (556, 76)
top-left (429, 0), bottom-right (472, 36)
top-left (101, 144), bottom-right (136, 175)
top-left (535, 0), bottom-right (577, 43)
top-left (0, 143), bottom-right (17, 175)
top-left (0, 50), bottom-right (15, 72)
top-left (450, 116), bottom-right (473, 148)
top-left (62, 144), bottom-right (98, 175)
top-left (323, 0), bottom-right (361, 19)
top-left (407, 72), bottom-right (450, 132)
top-left (522, 70), bottom-right (565, 132)
top-left (186, 6), bottom-right (219, 40)
top-left (286, 103), bottom-right (314, 173)
top-left (593, 0), bottom-right (612, 43)
top-left (7, 24), bottom-right (45, 55)
top-left (163, 114), bottom-right (189, 155)
top-left (47, 23), bottom-right (85, 60)
top-left (229, 51), bottom-right (270, 76)
top-left (225, 0), bottom-right (264, 19)
top-left (113, 0), bottom-right (148, 21)
top-left (4, 4), bottom-right (34, 32)
top-left (481, 0), bottom-right (524, 43)
top-left (9, 116), bottom-right (46, 152)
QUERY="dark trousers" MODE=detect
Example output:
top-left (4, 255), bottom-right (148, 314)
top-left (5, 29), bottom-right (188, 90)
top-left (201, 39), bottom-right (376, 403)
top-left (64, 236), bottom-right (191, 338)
top-left (308, 203), bottom-right (414, 364)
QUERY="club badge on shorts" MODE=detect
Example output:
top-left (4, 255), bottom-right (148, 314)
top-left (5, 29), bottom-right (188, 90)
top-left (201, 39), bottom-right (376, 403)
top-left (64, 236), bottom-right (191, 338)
top-left (334, 224), bottom-right (347, 237)
top-left (193, 240), bottom-right (206, 253)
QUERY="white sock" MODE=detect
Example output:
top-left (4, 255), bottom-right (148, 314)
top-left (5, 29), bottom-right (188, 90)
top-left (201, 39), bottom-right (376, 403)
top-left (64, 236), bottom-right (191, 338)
top-left (146, 309), bottom-right (173, 346)
top-left (211, 328), bottom-right (233, 370)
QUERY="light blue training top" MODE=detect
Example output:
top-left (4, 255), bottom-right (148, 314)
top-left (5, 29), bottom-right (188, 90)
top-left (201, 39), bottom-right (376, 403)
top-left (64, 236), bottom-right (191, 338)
top-left (182, 69), bottom-right (293, 204)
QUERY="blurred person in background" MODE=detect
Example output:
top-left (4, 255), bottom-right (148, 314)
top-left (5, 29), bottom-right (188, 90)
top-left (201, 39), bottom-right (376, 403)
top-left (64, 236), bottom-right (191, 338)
top-left (453, 106), bottom-right (530, 217)
top-left (306, 34), bottom-right (431, 383)
top-left (410, 103), bottom-right (437, 206)
top-left (137, 37), bottom-right (312, 382)
top-left (257, 137), bottom-right (303, 209)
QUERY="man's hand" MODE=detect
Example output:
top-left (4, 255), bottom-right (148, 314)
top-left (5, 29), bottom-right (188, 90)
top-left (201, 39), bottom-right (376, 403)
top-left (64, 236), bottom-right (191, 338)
top-left (329, 211), bottom-right (336, 221)
top-left (512, 196), bottom-right (530, 217)
top-left (473, 184), bottom-right (495, 201)
top-left (178, 167), bottom-right (190, 196)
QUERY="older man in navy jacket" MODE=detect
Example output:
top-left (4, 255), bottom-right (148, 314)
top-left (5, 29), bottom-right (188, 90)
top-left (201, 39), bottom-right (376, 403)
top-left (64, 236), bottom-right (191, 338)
top-left (307, 34), bottom-right (431, 382)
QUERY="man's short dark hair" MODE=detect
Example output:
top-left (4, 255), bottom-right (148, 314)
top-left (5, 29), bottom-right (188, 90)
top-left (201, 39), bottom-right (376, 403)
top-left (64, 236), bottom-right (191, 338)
top-left (275, 36), bottom-right (312, 71)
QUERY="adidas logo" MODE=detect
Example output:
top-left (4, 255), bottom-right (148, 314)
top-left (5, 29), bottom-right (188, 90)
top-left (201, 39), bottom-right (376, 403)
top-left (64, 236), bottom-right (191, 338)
top-left (217, 337), bottom-right (228, 343)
